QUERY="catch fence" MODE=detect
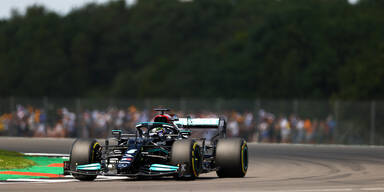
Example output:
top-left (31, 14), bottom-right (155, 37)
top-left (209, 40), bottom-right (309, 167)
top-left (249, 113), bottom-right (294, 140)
top-left (0, 98), bottom-right (382, 145)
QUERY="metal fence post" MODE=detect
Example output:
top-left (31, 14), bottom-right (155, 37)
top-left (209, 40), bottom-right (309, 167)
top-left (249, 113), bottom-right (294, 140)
top-left (145, 99), bottom-right (151, 111)
top-left (109, 98), bottom-right (115, 107)
top-left (9, 97), bottom-right (15, 136)
top-left (254, 99), bottom-right (260, 115)
top-left (43, 97), bottom-right (48, 136)
top-left (370, 100), bottom-right (376, 145)
top-left (293, 99), bottom-right (298, 115)
top-left (9, 96), bottom-right (14, 113)
top-left (180, 98), bottom-right (186, 112)
top-left (334, 100), bottom-right (339, 144)
top-left (216, 98), bottom-right (222, 113)
top-left (75, 98), bottom-right (82, 138)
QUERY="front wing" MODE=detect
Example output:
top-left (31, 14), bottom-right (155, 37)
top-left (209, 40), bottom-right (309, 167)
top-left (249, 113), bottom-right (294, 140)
top-left (64, 162), bottom-right (188, 177)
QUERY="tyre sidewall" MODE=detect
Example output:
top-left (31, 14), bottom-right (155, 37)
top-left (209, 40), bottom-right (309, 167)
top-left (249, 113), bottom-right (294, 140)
top-left (216, 138), bottom-right (248, 177)
top-left (70, 139), bottom-right (100, 181)
top-left (171, 140), bottom-right (201, 178)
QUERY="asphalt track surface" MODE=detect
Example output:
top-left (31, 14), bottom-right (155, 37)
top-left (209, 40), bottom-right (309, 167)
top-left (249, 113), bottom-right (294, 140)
top-left (1, 137), bottom-right (384, 192)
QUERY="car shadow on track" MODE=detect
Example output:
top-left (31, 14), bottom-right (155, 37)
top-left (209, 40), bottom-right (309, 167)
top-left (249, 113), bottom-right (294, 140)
top-left (93, 176), bottom-right (255, 183)
top-left (93, 176), bottom-right (219, 183)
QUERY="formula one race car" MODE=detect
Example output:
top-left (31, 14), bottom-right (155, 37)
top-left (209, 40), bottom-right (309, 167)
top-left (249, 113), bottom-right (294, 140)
top-left (64, 109), bottom-right (248, 181)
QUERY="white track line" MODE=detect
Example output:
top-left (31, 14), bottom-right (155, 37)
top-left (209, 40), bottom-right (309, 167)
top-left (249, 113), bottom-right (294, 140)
top-left (0, 176), bottom-right (129, 184)
top-left (248, 143), bottom-right (384, 148)
top-left (22, 153), bottom-right (69, 157)
top-left (360, 188), bottom-right (384, 191)
top-left (5, 179), bottom-right (76, 183)
top-left (250, 188), bottom-right (384, 192)
top-left (253, 189), bottom-right (353, 192)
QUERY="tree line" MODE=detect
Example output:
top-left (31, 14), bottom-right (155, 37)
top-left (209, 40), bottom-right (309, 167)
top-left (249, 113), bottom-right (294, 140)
top-left (0, 0), bottom-right (383, 100)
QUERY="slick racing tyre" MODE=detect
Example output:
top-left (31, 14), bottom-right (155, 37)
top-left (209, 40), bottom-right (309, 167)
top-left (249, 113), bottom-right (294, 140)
top-left (70, 139), bottom-right (101, 181)
top-left (215, 138), bottom-right (248, 177)
top-left (171, 140), bottom-right (202, 179)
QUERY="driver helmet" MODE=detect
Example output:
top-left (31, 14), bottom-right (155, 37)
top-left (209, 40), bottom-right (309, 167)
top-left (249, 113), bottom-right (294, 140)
top-left (149, 127), bottom-right (166, 137)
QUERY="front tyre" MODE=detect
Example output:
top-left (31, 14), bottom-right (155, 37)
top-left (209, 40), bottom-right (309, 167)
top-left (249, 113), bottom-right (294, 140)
top-left (70, 139), bottom-right (101, 181)
top-left (215, 138), bottom-right (248, 177)
top-left (171, 140), bottom-right (202, 179)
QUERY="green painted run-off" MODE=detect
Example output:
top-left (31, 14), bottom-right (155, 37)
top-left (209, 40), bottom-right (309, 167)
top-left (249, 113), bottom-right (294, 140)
top-left (0, 156), bottom-right (65, 180)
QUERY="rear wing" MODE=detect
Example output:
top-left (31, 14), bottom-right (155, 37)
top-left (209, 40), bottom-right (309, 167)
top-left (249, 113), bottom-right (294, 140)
top-left (174, 117), bottom-right (226, 138)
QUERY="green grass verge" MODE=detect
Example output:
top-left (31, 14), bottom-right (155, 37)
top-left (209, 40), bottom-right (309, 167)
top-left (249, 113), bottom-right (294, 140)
top-left (0, 150), bottom-right (36, 169)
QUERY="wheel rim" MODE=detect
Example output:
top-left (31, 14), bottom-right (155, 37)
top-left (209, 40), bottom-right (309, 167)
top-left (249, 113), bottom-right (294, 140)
top-left (191, 142), bottom-right (201, 177)
top-left (91, 142), bottom-right (101, 163)
top-left (241, 142), bottom-right (248, 174)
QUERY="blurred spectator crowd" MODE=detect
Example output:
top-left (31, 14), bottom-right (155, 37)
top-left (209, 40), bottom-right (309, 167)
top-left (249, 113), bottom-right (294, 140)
top-left (0, 104), bottom-right (336, 144)
top-left (226, 110), bottom-right (336, 144)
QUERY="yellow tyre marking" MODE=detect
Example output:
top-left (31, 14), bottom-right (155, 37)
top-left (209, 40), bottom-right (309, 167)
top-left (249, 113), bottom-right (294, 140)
top-left (191, 142), bottom-right (198, 177)
top-left (241, 141), bottom-right (247, 174)
top-left (92, 142), bottom-right (99, 162)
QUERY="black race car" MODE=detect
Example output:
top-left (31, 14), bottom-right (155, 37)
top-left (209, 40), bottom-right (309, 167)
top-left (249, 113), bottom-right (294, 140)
top-left (64, 109), bottom-right (248, 181)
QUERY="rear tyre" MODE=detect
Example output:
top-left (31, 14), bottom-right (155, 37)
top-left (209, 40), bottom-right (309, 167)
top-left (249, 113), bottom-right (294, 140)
top-left (215, 138), bottom-right (248, 177)
top-left (70, 139), bottom-right (101, 181)
top-left (171, 140), bottom-right (202, 179)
